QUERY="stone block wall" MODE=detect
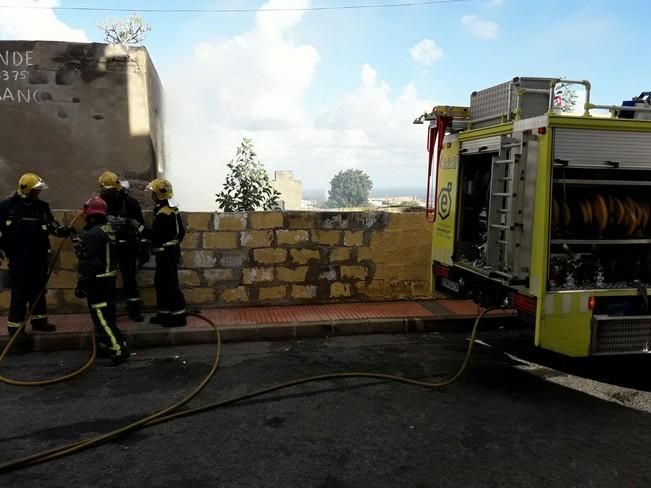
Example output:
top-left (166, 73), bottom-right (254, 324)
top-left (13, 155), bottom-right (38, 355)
top-left (0, 211), bottom-right (433, 313)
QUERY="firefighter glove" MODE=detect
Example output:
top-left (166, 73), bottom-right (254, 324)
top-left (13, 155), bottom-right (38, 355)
top-left (71, 236), bottom-right (83, 257)
top-left (74, 283), bottom-right (88, 299)
top-left (54, 226), bottom-right (73, 238)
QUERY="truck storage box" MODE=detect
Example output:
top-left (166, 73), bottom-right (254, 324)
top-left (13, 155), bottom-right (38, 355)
top-left (470, 77), bottom-right (554, 128)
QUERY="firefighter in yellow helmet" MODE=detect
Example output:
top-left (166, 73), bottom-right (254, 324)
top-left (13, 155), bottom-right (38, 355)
top-left (145, 178), bottom-right (186, 327)
top-left (0, 173), bottom-right (71, 345)
top-left (97, 171), bottom-right (147, 322)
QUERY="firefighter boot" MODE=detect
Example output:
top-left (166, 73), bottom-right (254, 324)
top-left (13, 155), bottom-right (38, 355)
top-left (108, 343), bottom-right (130, 365)
top-left (149, 313), bottom-right (167, 325)
top-left (160, 313), bottom-right (187, 328)
top-left (31, 318), bottom-right (56, 332)
top-left (127, 301), bottom-right (144, 323)
top-left (8, 327), bottom-right (34, 353)
top-left (97, 342), bottom-right (113, 358)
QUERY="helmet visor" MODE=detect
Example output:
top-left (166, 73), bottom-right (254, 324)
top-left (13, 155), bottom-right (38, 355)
top-left (32, 180), bottom-right (48, 191)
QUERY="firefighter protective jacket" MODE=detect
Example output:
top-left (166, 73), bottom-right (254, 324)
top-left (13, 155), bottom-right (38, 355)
top-left (77, 218), bottom-right (117, 286)
top-left (151, 201), bottom-right (185, 254)
top-left (0, 193), bottom-right (66, 262)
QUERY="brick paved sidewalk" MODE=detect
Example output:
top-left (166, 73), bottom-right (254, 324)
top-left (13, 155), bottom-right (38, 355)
top-left (0, 300), bottom-right (516, 351)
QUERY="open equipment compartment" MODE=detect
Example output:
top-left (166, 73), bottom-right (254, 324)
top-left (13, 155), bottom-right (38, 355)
top-left (454, 152), bottom-right (493, 265)
top-left (548, 128), bottom-right (651, 292)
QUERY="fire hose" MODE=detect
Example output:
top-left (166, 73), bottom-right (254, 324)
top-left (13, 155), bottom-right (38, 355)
top-left (0, 216), bottom-right (502, 473)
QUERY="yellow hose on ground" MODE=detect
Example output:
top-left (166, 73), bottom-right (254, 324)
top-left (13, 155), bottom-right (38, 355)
top-left (0, 312), bottom-right (222, 473)
top-left (0, 212), bottom-right (99, 387)
top-left (0, 307), bottom-right (499, 474)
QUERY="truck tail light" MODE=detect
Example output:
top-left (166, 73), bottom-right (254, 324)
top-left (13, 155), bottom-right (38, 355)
top-left (433, 263), bottom-right (449, 279)
top-left (588, 296), bottom-right (596, 310)
top-left (513, 293), bottom-right (537, 315)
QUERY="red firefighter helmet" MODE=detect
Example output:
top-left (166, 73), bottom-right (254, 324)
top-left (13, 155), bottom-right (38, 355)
top-left (83, 196), bottom-right (108, 217)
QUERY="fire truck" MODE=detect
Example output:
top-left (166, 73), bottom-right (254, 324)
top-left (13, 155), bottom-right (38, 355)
top-left (415, 77), bottom-right (651, 357)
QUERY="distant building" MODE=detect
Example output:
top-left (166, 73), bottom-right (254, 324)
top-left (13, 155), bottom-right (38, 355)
top-left (271, 170), bottom-right (302, 210)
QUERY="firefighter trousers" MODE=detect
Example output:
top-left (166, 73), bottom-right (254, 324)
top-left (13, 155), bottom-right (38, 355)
top-left (7, 259), bottom-right (48, 331)
top-left (87, 277), bottom-right (127, 357)
top-left (154, 248), bottom-right (186, 317)
top-left (117, 241), bottom-right (140, 303)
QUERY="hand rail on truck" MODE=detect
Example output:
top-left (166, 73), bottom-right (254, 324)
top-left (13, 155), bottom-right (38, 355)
top-left (585, 103), bottom-right (651, 118)
top-left (547, 79), bottom-right (592, 116)
top-left (512, 79), bottom-right (592, 120)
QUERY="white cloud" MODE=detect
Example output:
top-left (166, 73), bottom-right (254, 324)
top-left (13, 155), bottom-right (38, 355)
top-left (0, 0), bottom-right (88, 42)
top-left (461, 15), bottom-right (499, 40)
top-left (409, 39), bottom-right (443, 66)
top-left (165, 0), bottom-right (320, 210)
top-left (166, 0), bottom-right (434, 211)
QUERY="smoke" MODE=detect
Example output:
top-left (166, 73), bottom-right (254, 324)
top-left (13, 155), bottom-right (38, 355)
top-left (163, 0), bottom-right (433, 211)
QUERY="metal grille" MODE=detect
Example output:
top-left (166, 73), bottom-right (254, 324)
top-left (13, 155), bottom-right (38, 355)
top-left (470, 77), bottom-right (555, 128)
top-left (470, 81), bottom-right (512, 124)
top-left (592, 316), bottom-right (651, 354)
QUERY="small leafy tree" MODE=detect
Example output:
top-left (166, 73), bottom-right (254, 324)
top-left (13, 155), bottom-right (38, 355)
top-left (216, 138), bottom-right (281, 212)
top-left (98, 14), bottom-right (151, 46)
top-left (555, 81), bottom-right (578, 113)
top-left (326, 169), bottom-right (373, 208)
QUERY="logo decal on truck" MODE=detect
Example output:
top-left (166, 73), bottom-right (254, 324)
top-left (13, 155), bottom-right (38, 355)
top-left (438, 182), bottom-right (453, 220)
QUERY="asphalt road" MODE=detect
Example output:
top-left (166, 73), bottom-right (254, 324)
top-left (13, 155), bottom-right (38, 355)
top-left (2, 327), bottom-right (651, 488)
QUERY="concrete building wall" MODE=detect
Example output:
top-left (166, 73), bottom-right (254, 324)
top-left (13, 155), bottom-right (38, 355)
top-left (271, 170), bottom-right (303, 210)
top-left (0, 41), bottom-right (163, 209)
top-left (0, 210), bottom-right (433, 313)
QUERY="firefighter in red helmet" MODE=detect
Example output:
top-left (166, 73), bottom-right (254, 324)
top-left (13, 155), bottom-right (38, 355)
top-left (0, 173), bottom-right (71, 347)
top-left (145, 179), bottom-right (187, 327)
top-left (75, 196), bottom-right (128, 363)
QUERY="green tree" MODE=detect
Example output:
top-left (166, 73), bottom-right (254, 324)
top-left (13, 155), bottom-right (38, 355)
top-left (98, 13), bottom-right (151, 46)
top-left (326, 169), bottom-right (373, 208)
top-left (216, 138), bottom-right (281, 212)
top-left (556, 82), bottom-right (578, 113)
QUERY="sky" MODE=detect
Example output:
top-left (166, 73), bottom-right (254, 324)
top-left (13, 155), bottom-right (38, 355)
top-left (1, 0), bottom-right (650, 210)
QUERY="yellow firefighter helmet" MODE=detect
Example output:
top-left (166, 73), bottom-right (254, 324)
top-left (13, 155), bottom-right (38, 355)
top-left (98, 171), bottom-right (122, 190)
top-left (18, 173), bottom-right (48, 195)
top-left (146, 178), bottom-right (174, 200)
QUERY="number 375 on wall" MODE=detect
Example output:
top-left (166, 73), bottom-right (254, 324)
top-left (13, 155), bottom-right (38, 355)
top-left (1, 70), bottom-right (28, 81)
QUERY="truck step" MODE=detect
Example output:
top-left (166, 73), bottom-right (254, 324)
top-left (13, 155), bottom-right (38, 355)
top-left (501, 142), bottom-right (521, 149)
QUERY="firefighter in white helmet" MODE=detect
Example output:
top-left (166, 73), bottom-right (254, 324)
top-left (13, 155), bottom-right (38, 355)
top-left (0, 173), bottom-right (71, 346)
top-left (145, 178), bottom-right (187, 327)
